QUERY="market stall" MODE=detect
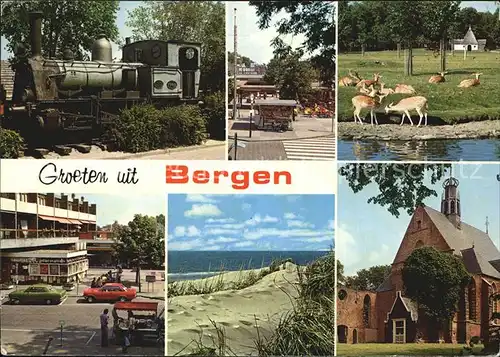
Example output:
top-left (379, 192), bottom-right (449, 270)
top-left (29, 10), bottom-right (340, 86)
top-left (253, 99), bottom-right (297, 131)
top-left (112, 301), bottom-right (164, 347)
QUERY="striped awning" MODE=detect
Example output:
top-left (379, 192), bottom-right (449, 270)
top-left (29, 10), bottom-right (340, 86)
top-left (38, 215), bottom-right (70, 224)
top-left (66, 219), bottom-right (82, 225)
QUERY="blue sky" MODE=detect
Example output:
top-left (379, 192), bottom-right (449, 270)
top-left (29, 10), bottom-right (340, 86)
top-left (168, 194), bottom-right (335, 251)
top-left (78, 193), bottom-right (165, 227)
top-left (337, 163), bottom-right (500, 276)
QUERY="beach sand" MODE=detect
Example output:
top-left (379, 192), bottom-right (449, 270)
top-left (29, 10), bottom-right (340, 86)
top-left (167, 262), bottom-right (302, 356)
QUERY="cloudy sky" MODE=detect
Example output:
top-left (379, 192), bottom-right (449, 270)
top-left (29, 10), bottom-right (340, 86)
top-left (80, 193), bottom-right (164, 227)
top-left (168, 194), bottom-right (335, 251)
top-left (337, 163), bottom-right (500, 276)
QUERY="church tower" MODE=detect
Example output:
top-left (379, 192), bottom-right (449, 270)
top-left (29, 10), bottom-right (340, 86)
top-left (441, 175), bottom-right (461, 229)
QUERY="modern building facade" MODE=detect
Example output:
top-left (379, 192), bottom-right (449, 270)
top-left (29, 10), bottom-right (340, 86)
top-left (0, 193), bottom-right (98, 284)
top-left (337, 176), bottom-right (499, 345)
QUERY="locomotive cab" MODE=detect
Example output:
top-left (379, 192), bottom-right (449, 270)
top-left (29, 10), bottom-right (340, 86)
top-left (122, 39), bottom-right (201, 103)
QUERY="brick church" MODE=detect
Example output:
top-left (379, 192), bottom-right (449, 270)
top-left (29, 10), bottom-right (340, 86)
top-left (337, 176), bottom-right (500, 344)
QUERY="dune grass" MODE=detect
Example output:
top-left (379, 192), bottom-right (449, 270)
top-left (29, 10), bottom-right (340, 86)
top-left (167, 258), bottom-right (293, 297)
top-left (337, 343), bottom-right (485, 356)
top-left (338, 49), bottom-right (500, 124)
top-left (171, 252), bottom-right (337, 356)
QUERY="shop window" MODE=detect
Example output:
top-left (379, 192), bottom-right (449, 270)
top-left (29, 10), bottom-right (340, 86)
top-left (40, 264), bottom-right (49, 275)
top-left (49, 265), bottom-right (59, 275)
top-left (30, 264), bottom-right (40, 275)
top-left (60, 265), bottom-right (68, 275)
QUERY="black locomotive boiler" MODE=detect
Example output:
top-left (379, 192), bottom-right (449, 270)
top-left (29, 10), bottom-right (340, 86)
top-left (3, 11), bottom-right (201, 144)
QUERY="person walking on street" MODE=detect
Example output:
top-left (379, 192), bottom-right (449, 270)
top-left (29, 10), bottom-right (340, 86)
top-left (100, 308), bottom-right (109, 347)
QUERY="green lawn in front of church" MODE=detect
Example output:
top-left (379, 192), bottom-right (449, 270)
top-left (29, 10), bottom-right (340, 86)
top-left (337, 343), bottom-right (485, 356)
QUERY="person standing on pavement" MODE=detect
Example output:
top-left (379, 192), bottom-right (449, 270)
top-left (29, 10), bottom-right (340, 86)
top-left (100, 308), bottom-right (109, 347)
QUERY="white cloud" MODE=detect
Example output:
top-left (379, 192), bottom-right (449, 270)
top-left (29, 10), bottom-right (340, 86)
top-left (298, 236), bottom-right (333, 243)
top-left (206, 218), bottom-right (235, 224)
top-left (284, 212), bottom-right (297, 220)
top-left (368, 244), bottom-right (391, 264)
top-left (205, 245), bottom-right (223, 251)
top-left (243, 228), bottom-right (331, 240)
top-left (233, 241), bottom-right (254, 248)
top-left (173, 225), bottom-right (201, 237)
top-left (336, 225), bottom-right (360, 275)
top-left (287, 220), bottom-right (313, 228)
top-left (186, 194), bottom-right (216, 203)
top-left (207, 237), bottom-right (239, 245)
top-left (205, 228), bottom-right (240, 235)
top-left (184, 204), bottom-right (222, 217)
top-left (168, 239), bottom-right (203, 250)
top-left (286, 196), bottom-right (301, 203)
top-left (206, 223), bottom-right (245, 230)
top-left (328, 219), bottom-right (335, 230)
top-left (242, 203), bottom-right (252, 211)
top-left (245, 214), bottom-right (279, 226)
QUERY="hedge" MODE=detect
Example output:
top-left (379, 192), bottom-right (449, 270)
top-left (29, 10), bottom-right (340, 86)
top-left (0, 128), bottom-right (24, 158)
top-left (202, 91), bottom-right (226, 140)
top-left (107, 104), bottom-right (206, 153)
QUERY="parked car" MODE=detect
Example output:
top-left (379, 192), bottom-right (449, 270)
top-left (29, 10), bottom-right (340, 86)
top-left (83, 283), bottom-right (136, 303)
top-left (8, 284), bottom-right (67, 305)
top-left (0, 283), bottom-right (14, 290)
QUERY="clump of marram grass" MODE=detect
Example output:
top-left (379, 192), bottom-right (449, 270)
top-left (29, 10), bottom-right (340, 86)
top-left (168, 258), bottom-right (296, 297)
top-left (254, 250), bottom-right (336, 356)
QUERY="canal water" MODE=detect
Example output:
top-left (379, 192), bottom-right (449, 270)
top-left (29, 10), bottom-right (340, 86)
top-left (338, 139), bottom-right (500, 161)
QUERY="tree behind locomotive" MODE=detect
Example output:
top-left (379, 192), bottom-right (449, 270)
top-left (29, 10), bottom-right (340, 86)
top-left (4, 11), bottom-right (201, 147)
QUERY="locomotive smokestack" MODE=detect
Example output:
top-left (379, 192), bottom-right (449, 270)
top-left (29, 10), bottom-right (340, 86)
top-left (125, 37), bottom-right (131, 45)
top-left (29, 11), bottom-right (43, 58)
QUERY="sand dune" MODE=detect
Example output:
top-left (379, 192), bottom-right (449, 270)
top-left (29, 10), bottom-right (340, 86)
top-left (167, 263), bottom-right (302, 356)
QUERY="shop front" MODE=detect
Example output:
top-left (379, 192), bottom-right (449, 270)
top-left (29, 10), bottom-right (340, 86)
top-left (1, 251), bottom-right (88, 284)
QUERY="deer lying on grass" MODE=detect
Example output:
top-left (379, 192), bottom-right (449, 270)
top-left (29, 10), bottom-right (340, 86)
top-left (428, 71), bottom-right (447, 83)
top-left (379, 82), bottom-right (395, 95)
top-left (356, 73), bottom-right (382, 88)
top-left (352, 87), bottom-right (389, 125)
top-left (339, 70), bottom-right (361, 87)
top-left (384, 96), bottom-right (428, 126)
top-left (394, 83), bottom-right (417, 94)
top-left (458, 73), bottom-right (482, 88)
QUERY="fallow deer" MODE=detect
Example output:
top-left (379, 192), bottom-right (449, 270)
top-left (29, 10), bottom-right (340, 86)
top-left (428, 71), bottom-right (447, 83)
top-left (457, 73), bottom-right (482, 88)
top-left (339, 70), bottom-right (361, 87)
top-left (352, 88), bottom-right (388, 125)
top-left (384, 96), bottom-right (429, 126)
top-left (394, 84), bottom-right (417, 94)
top-left (356, 73), bottom-right (382, 88)
top-left (358, 82), bottom-right (374, 95)
top-left (379, 82), bottom-right (395, 95)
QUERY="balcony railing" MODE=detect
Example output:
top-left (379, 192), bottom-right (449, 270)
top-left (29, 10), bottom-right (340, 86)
top-left (0, 228), bottom-right (79, 239)
top-left (0, 229), bottom-right (114, 240)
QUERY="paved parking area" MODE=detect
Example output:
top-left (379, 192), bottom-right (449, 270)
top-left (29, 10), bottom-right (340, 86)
top-left (1, 298), bottom-right (164, 356)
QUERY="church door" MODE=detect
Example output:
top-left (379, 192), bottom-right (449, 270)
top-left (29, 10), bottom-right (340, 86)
top-left (337, 325), bottom-right (348, 343)
top-left (353, 329), bottom-right (358, 344)
top-left (393, 319), bottom-right (406, 343)
top-left (467, 45), bottom-right (472, 51)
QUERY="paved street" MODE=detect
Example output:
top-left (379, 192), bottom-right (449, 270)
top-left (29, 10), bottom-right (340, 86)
top-left (229, 135), bottom-right (336, 160)
top-left (1, 297), bottom-right (165, 356)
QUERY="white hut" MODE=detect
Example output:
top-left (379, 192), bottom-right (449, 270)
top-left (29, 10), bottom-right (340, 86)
top-left (452, 26), bottom-right (486, 51)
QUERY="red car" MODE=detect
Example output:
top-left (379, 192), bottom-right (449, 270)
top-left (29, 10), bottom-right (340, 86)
top-left (83, 283), bottom-right (136, 303)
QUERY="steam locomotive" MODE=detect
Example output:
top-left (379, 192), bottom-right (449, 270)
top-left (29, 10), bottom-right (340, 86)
top-left (2, 11), bottom-right (201, 143)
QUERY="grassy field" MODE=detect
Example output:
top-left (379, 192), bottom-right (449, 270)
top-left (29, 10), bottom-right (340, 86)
top-left (337, 343), bottom-right (485, 356)
top-left (338, 49), bottom-right (500, 124)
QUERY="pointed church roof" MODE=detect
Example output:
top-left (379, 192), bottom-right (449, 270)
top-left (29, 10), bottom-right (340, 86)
top-left (462, 26), bottom-right (479, 45)
top-left (423, 206), bottom-right (500, 263)
top-left (461, 248), bottom-right (500, 279)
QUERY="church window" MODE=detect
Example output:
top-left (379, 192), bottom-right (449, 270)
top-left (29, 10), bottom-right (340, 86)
top-left (451, 201), bottom-right (455, 214)
top-left (338, 289), bottom-right (347, 300)
top-left (468, 280), bottom-right (477, 320)
top-left (415, 240), bottom-right (424, 248)
top-left (363, 295), bottom-right (371, 327)
top-left (416, 220), bottom-right (422, 229)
